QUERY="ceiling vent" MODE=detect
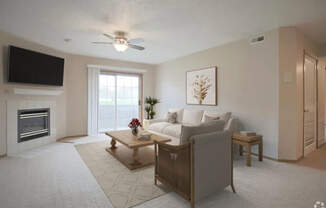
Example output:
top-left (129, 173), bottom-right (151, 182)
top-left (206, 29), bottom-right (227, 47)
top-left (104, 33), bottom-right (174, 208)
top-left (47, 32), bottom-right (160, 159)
top-left (250, 35), bottom-right (265, 45)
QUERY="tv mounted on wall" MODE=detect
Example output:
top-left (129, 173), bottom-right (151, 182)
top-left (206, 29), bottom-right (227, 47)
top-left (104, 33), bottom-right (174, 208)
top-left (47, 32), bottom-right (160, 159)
top-left (8, 46), bottom-right (64, 86)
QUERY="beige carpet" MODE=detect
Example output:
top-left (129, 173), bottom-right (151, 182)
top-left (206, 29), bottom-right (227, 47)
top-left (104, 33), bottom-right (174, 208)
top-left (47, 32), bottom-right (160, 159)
top-left (296, 144), bottom-right (326, 171)
top-left (75, 141), bottom-right (169, 208)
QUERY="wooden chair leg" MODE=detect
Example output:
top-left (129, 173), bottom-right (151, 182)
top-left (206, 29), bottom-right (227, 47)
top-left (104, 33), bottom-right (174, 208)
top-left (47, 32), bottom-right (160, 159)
top-left (239, 145), bottom-right (243, 156)
top-left (231, 183), bottom-right (236, 193)
top-left (190, 200), bottom-right (195, 208)
top-left (246, 144), bottom-right (251, 167)
top-left (259, 142), bottom-right (263, 161)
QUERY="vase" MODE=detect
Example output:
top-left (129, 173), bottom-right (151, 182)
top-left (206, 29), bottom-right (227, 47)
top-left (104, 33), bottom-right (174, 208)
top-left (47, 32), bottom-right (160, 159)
top-left (131, 127), bottom-right (138, 136)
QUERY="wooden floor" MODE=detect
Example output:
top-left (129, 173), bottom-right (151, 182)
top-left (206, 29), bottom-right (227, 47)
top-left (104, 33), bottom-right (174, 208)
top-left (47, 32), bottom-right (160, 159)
top-left (296, 144), bottom-right (326, 171)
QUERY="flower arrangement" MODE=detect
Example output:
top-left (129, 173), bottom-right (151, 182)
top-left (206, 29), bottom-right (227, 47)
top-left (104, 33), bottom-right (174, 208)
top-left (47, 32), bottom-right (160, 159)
top-left (128, 118), bottom-right (142, 135)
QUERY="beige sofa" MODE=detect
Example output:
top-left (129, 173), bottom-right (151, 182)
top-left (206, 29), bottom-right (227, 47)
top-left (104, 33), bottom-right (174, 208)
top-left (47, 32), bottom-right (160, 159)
top-left (145, 108), bottom-right (238, 145)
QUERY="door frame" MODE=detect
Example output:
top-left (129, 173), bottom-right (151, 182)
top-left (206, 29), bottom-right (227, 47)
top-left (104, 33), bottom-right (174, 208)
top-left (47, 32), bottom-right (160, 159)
top-left (302, 50), bottom-right (319, 157)
top-left (99, 70), bottom-right (143, 131)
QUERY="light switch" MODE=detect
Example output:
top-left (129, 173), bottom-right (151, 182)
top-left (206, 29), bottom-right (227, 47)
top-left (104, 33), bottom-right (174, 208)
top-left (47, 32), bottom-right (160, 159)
top-left (283, 72), bottom-right (292, 83)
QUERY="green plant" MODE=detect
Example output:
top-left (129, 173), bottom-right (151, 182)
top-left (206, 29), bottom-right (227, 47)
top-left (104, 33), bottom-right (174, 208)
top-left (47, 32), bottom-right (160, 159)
top-left (145, 106), bottom-right (151, 119)
top-left (145, 97), bottom-right (160, 119)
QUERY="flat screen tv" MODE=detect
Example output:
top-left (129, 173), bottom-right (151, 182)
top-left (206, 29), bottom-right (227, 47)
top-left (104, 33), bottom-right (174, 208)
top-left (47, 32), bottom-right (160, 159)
top-left (8, 46), bottom-right (64, 86)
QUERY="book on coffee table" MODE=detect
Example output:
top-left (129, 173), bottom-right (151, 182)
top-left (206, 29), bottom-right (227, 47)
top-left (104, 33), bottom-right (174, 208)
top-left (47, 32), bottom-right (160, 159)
top-left (240, 131), bottom-right (256, 136)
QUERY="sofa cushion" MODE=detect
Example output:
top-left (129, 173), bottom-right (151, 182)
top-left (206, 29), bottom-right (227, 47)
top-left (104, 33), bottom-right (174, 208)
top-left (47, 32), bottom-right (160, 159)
top-left (202, 111), bottom-right (231, 124)
top-left (148, 122), bottom-right (171, 134)
top-left (167, 108), bottom-right (184, 123)
top-left (180, 120), bottom-right (225, 144)
top-left (166, 112), bottom-right (177, 123)
top-left (162, 124), bottom-right (182, 138)
top-left (182, 109), bottom-right (204, 125)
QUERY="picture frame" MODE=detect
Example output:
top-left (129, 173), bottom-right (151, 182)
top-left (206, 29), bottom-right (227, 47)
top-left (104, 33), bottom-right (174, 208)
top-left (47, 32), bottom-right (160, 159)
top-left (186, 66), bottom-right (217, 105)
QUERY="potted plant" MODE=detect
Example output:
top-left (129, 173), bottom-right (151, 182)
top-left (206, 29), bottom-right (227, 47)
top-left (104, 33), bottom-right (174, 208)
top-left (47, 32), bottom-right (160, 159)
top-left (145, 106), bottom-right (151, 119)
top-left (145, 97), bottom-right (160, 119)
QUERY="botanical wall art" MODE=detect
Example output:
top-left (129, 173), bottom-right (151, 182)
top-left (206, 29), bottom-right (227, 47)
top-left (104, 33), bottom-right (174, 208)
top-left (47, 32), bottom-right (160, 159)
top-left (186, 66), bottom-right (217, 105)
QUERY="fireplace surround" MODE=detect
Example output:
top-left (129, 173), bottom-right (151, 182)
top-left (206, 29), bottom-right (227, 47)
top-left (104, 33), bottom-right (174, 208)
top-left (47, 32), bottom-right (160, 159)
top-left (6, 100), bottom-right (57, 155)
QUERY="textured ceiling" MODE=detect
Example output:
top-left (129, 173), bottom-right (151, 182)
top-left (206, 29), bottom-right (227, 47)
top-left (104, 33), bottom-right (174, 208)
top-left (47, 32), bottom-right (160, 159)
top-left (1, 0), bottom-right (326, 64)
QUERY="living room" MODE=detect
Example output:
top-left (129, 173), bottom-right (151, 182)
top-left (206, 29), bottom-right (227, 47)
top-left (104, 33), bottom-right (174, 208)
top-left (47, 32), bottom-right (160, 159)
top-left (0, 1), bottom-right (326, 208)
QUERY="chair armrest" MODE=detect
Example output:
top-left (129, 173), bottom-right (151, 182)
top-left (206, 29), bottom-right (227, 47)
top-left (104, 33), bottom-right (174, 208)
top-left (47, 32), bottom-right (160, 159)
top-left (224, 117), bottom-right (238, 132)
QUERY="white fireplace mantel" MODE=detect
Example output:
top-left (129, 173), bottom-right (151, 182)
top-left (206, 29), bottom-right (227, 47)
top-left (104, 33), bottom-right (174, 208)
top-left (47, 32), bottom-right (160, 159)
top-left (13, 88), bottom-right (63, 96)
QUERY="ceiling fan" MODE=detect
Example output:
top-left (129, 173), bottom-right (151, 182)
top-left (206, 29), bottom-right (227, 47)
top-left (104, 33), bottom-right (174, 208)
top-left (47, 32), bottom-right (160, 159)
top-left (92, 31), bottom-right (145, 52)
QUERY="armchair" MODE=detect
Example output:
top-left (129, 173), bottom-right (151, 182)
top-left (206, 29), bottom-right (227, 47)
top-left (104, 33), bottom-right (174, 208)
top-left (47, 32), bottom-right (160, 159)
top-left (154, 130), bottom-right (235, 208)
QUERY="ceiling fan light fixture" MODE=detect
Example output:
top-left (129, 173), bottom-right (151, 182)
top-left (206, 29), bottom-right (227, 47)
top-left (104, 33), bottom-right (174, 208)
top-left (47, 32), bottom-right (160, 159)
top-left (113, 38), bottom-right (128, 52)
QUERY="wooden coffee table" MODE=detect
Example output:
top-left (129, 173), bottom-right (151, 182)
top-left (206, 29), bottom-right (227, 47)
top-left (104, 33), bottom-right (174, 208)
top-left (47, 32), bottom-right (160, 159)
top-left (105, 129), bottom-right (171, 170)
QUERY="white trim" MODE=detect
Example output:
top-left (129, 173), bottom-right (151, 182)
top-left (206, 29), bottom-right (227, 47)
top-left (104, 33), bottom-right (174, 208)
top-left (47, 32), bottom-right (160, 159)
top-left (13, 88), bottom-right (63, 96)
top-left (87, 64), bottom-right (146, 73)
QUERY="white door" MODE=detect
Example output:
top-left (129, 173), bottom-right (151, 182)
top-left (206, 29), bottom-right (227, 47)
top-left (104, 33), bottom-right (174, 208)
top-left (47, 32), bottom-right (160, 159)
top-left (303, 55), bottom-right (318, 156)
top-left (98, 73), bottom-right (141, 132)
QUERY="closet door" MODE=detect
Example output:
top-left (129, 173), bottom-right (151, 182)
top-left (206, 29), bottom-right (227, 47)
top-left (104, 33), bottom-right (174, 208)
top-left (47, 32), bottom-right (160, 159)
top-left (303, 55), bottom-right (318, 156)
top-left (317, 62), bottom-right (325, 147)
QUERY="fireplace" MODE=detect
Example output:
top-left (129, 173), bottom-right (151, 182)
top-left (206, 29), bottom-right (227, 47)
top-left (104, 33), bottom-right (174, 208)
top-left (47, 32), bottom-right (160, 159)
top-left (17, 108), bottom-right (50, 143)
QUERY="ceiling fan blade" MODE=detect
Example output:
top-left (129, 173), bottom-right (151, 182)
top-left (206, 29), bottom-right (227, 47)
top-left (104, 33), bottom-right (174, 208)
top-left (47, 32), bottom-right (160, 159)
top-left (128, 44), bottom-right (145, 50)
top-left (92, 42), bottom-right (112, 44)
top-left (128, 38), bottom-right (144, 44)
top-left (103, 33), bottom-right (115, 40)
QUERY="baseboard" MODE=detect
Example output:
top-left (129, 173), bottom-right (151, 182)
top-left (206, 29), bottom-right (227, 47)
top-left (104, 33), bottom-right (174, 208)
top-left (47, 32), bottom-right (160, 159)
top-left (56, 135), bottom-right (87, 142)
top-left (318, 142), bottom-right (326, 148)
top-left (250, 152), bottom-right (278, 162)
top-left (250, 152), bottom-right (303, 163)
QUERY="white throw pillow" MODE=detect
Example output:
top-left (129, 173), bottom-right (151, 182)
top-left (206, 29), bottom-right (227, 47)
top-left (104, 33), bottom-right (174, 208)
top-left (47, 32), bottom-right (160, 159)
top-left (167, 108), bottom-right (184, 123)
top-left (182, 109), bottom-right (204, 125)
top-left (202, 111), bottom-right (231, 124)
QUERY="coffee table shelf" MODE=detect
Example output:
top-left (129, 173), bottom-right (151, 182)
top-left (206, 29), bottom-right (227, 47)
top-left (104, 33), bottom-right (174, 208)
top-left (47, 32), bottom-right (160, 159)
top-left (105, 129), bottom-right (171, 170)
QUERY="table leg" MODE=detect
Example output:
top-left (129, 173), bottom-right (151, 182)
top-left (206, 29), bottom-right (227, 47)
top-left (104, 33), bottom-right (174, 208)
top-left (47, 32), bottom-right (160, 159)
top-left (239, 145), bottom-right (243, 156)
top-left (132, 148), bottom-right (140, 164)
top-left (110, 139), bottom-right (116, 149)
top-left (259, 141), bottom-right (263, 161)
top-left (246, 144), bottom-right (251, 167)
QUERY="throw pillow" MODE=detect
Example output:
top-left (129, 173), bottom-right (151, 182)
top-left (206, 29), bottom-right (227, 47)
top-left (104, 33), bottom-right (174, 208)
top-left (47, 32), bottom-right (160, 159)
top-left (202, 115), bottom-right (220, 122)
top-left (180, 119), bottom-right (225, 144)
top-left (182, 109), bottom-right (204, 125)
top-left (202, 111), bottom-right (231, 124)
top-left (168, 108), bottom-right (184, 123)
top-left (166, 112), bottom-right (177, 123)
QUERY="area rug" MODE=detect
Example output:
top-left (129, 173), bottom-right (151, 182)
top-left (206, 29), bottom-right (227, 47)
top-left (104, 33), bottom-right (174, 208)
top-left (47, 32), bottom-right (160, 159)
top-left (75, 141), bottom-right (169, 208)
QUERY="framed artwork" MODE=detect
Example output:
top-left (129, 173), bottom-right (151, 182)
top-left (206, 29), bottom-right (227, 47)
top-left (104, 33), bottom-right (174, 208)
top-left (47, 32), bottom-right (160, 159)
top-left (186, 66), bottom-right (217, 105)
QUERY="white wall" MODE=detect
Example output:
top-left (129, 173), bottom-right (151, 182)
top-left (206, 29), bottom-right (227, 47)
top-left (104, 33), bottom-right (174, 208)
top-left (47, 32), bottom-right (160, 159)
top-left (154, 29), bottom-right (279, 159)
